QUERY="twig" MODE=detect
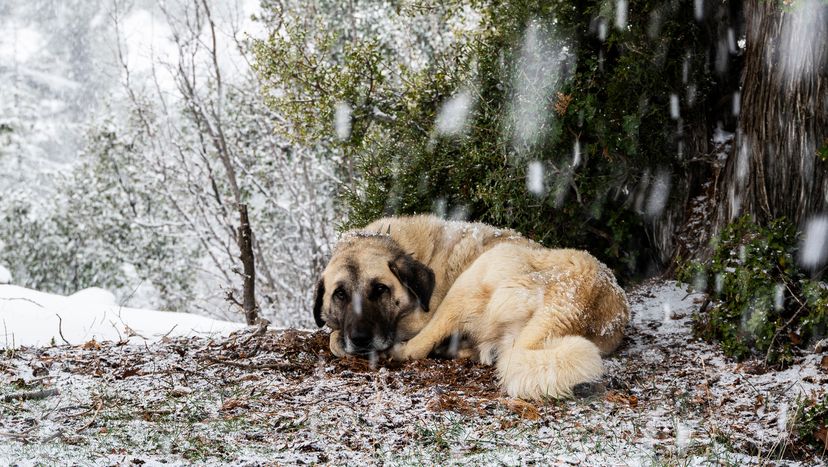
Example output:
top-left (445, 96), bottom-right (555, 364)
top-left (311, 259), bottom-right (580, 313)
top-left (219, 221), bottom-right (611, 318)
top-left (55, 314), bottom-right (71, 346)
top-left (0, 430), bottom-right (35, 441)
top-left (201, 355), bottom-right (294, 371)
top-left (765, 301), bottom-right (807, 365)
top-left (3, 388), bottom-right (59, 402)
top-left (77, 397), bottom-right (104, 433)
top-left (0, 297), bottom-right (44, 308)
top-left (161, 324), bottom-right (179, 339)
top-left (240, 318), bottom-right (270, 346)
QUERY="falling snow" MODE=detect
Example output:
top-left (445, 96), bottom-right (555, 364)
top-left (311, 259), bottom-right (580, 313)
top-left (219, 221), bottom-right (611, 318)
top-left (434, 89), bottom-right (473, 136)
top-left (799, 215), bottom-right (828, 270)
top-left (526, 160), bottom-right (545, 196)
top-left (334, 101), bottom-right (353, 141)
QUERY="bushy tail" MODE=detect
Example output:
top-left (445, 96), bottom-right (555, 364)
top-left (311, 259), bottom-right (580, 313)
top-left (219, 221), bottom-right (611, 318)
top-left (496, 335), bottom-right (603, 399)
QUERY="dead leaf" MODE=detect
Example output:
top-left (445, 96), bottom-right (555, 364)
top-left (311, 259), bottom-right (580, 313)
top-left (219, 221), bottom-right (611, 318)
top-left (605, 391), bottom-right (638, 408)
top-left (819, 355), bottom-right (828, 372)
top-left (502, 398), bottom-right (540, 420)
top-left (753, 394), bottom-right (765, 410)
top-left (815, 426), bottom-right (828, 450)
top-left (426, 393), bottom-right (477, 416)
top-left (500, 419), bottom-right (518, 429)
top-left (82, 339), bottom-right (101, 350)
top-left (787, 331), bottom-right (802, 346)
top-left (221, 398), bottom-right (249, 412)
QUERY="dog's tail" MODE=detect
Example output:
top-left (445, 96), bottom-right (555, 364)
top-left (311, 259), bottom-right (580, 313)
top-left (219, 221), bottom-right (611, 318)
top-left (496, 335), bottom-right (603, 399)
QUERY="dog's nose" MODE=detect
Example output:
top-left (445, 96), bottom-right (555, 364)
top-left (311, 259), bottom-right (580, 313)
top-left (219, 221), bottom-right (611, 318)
top-left (348, 328), bottom-right (372, 350)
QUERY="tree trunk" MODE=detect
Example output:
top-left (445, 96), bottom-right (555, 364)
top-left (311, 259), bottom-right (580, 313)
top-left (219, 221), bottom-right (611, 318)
top-left (713, 0), bottom-right (828, 231)
top-left (237, 204), bottom-right (259, 325)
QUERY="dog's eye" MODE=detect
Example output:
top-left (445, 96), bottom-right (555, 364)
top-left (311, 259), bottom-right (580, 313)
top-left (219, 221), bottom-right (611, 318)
top-left (373, 283), bottom-right (389, 295)
top-left (333, 288), bottom-right (348, 301)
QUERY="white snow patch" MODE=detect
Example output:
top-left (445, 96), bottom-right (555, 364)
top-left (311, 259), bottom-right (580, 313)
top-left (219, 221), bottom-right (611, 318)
top-left (0, 285), bottom-right (244, 348)
top-left (0, 265), bottom-right (11, 284)
top-left (713, 127), bottom-right (734, 144)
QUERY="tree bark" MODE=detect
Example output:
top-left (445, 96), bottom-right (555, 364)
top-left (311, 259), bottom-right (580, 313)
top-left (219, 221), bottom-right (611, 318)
top-left (237, 204), bottom-right (258, 325)
top-left (713, 0), bottom-right (828, 231)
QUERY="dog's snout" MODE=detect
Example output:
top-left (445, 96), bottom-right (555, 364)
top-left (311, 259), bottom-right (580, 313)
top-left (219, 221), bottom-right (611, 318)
top-left (348, 327), bottom-right (373, 350)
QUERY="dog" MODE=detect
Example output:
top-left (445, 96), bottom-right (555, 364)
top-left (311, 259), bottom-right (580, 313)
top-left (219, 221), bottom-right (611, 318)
top-left (313, 215), bottom-right (630, 399)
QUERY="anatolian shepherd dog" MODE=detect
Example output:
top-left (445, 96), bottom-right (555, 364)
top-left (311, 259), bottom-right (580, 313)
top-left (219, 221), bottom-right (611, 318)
top-left (313, 215), bottom-right (630, 399)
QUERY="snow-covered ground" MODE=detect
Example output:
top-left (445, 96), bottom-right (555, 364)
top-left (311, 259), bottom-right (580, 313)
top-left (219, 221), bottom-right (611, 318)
top-left (0, 285), bottom-right (245, 348)
top-left (0, 280), bottom-right (825, 465)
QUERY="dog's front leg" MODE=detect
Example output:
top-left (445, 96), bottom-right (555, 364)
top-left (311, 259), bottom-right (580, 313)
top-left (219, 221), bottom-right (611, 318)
top-left (329, 330), bottom-right (347, 357)
top-left (389, 304), bottom-right (461, 361)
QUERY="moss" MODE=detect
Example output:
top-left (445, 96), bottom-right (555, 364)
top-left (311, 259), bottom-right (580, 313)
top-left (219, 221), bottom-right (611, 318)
top-left (678, 216), bottom-right (828, 366)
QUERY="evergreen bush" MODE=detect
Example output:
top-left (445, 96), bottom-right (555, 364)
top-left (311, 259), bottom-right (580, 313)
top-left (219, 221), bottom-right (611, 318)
top-left (253, 0), bottom-right (725, 279)
top-left (679, 216), bottom-right (828, 366)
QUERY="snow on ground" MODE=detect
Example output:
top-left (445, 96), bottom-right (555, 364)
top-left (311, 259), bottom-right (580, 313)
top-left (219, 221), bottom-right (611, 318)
top-left (0, 280), bottom-right (825, 465)
top-left (0, 265), bottom-right (11, 284)
top-left (0, 285), bottom-right (245, 348)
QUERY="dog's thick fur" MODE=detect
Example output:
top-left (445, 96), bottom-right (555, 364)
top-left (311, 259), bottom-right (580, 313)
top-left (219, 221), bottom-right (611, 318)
top-left (313, 215), bottom-right (630, 399)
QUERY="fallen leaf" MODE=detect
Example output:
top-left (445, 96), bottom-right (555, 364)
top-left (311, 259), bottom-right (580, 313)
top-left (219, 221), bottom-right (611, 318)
top-left (819, 355), bottom-right (828, 372)
top-left (787, 331), bottom-right (801, 346)
top-left (502, 398), bottom-right (540, 420)
top-left (815, 426), bottom-right (828, 450)
top-left (654, 429), bottom-right (672, 440)
top-left (82, 339), bottom-right (102, 350)
top-left (500, 419), bottom-right (518, 429)
top-left (426, 393), bottom-right (477, 416)
top-left (221, 398), bottom-right (249, 412)
top-left (605, 391), bottom-right (638, 408)
top-left (753, 394), bottom-right (765, 410)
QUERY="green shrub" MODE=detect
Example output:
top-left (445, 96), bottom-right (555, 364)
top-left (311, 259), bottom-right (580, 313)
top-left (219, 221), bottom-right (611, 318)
top-left (253, 0), bottom-right (727, 281)
top-left (793, 393), bottom-right (828, 455)
top-left (679, 216), bottom-right (828, 366)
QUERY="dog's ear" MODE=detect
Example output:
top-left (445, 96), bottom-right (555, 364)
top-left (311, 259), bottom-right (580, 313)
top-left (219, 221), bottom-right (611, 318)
top-left (313, 279), bottom-right (326, 327)
top-left (389, 254), bottom-right (435, 312)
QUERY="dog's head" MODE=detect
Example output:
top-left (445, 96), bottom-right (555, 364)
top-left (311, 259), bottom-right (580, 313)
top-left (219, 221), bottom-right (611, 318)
top-left (313, 233), bottom-right (435, 356)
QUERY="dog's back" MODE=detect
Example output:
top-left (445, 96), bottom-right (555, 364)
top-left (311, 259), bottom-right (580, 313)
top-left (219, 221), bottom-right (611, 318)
top-left (386, 231), bottom-right (630, 399)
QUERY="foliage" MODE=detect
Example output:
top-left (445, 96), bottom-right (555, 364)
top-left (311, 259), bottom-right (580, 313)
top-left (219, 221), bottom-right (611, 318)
top-left (678, 216), bottom-right (828, 365)
top-left (792, 393), bottom-right (828, 455)
top-left (0, 2), bottom-right (340, 325)
top-left (0, 114), bottom-right (198, 310)
top-left (818, 139), bottom-right (828, 163)
top-left (253, 0), bottom-right (724, 280)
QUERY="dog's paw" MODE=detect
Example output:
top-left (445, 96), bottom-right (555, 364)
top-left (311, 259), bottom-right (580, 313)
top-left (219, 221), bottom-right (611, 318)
top-left (329, 331), bottom-right (347, 358)
top-left (388, 342), bottom-right (412, 361)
